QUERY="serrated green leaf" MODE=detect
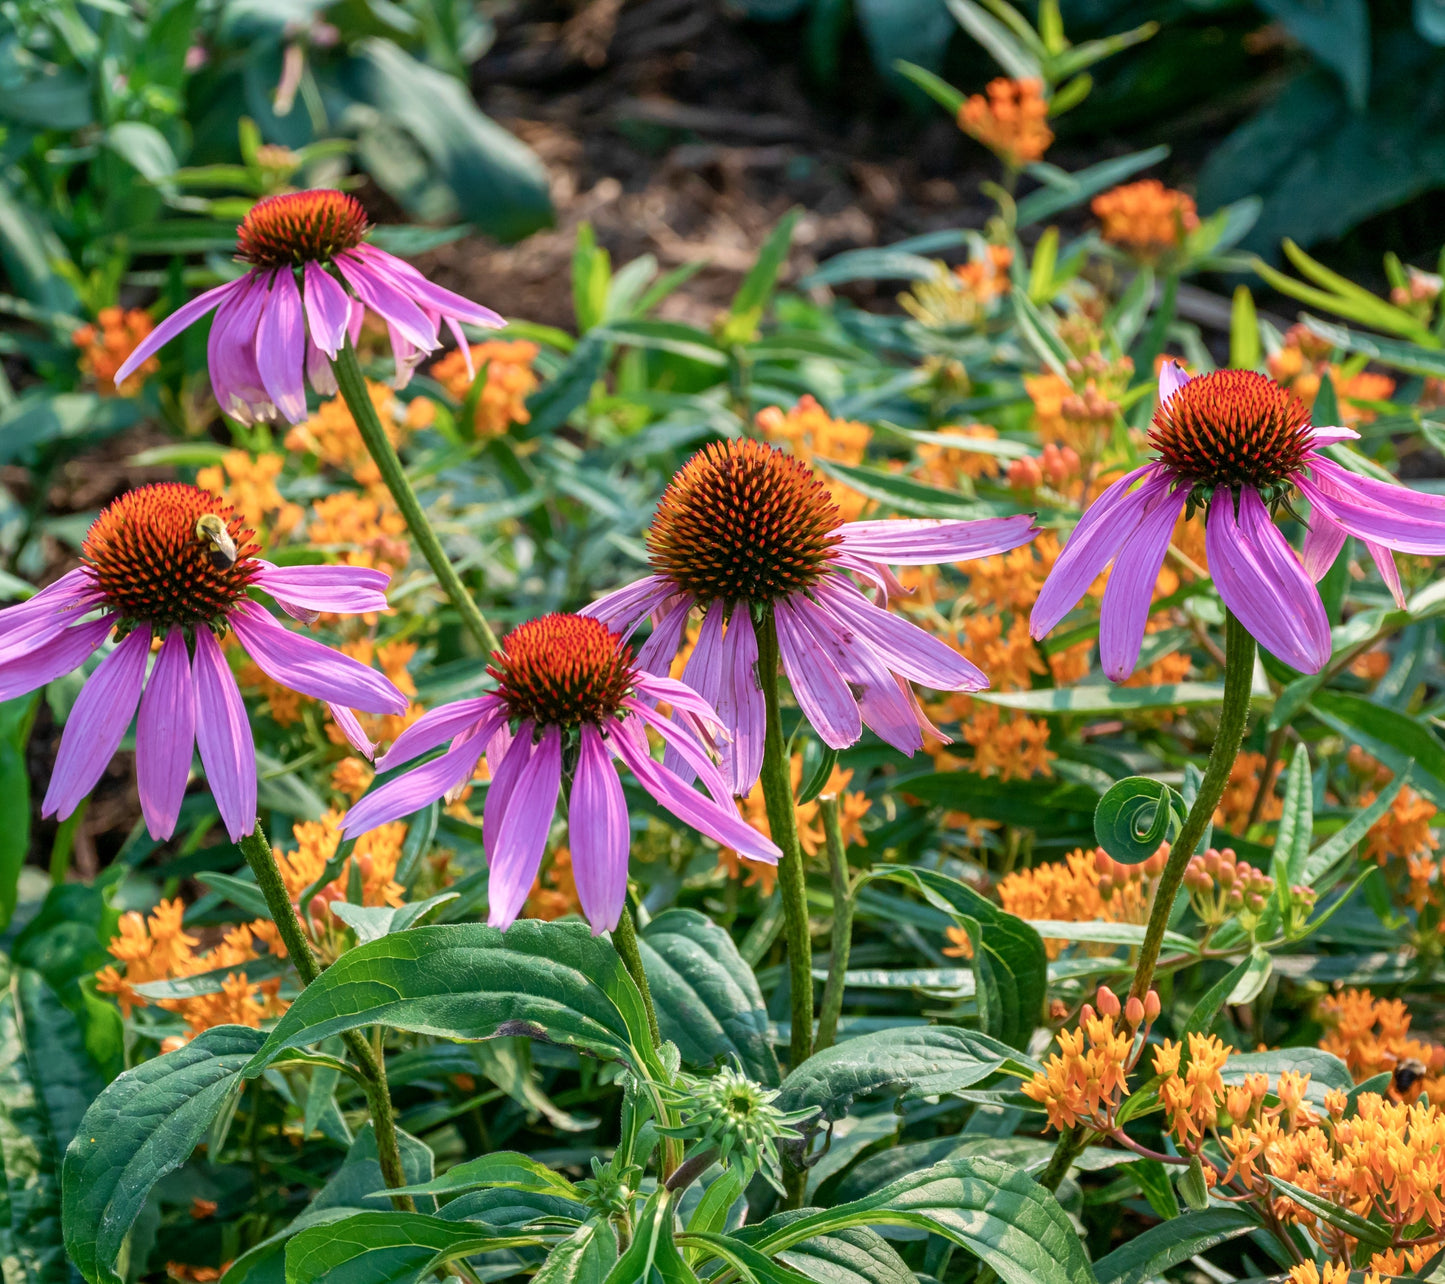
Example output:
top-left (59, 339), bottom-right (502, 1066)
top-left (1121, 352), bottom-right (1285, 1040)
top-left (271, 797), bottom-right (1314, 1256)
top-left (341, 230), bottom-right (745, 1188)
top-left (283, 1210), bottom-right (531, 1284)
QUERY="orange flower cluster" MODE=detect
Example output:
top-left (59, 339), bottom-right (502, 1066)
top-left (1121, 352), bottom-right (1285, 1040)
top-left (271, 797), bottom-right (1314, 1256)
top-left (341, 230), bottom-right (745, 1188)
top-left (284, 379), bottom-right (413, 492)
top-left (1091, 180), bottom-right (1199, 254)
top-left (307, 491), bottom-right (410, 581)
top-left (1021, 985), bottom-right (1160, 1130)
top-left (1154, 1032), bottom-right (1235, 1146)
top-left (957, 703), bottom-right (1054, 780)
top-left (1318, 988), bottom-right (1445, 1104)
top-left (196, 451), bottom-right (303, 542)
top-left (756, 395), bottom-right (872, 520)
top-left (1214, 750), bottom-right (1283, 834)
top-left (719, 756), bottom-right (870, 896)
top-left (330, 756), bottom-right (374, 802)
top-left (95, 899), bottom-right (285, 1040)
top-left (913, 425), bottom-right (1002, 486)
top-left (73, 307), bottom-right (158, 396)
top-left (899, 245), bottom-right (1014, 328)
top-left (526, 847), bottom-right (582, 921)
top-left (275, 810), bottom-right (408, 941)
top-left (1361, 785), bottom-right (1439, 865)
top-left (957, 78), bottom-right (1052, 167)
top-left (429, 339), bottom-right (539, 436)
top-left (1007, 442), bottom-right (1081, 498)
top-left (1267, 325), bottom-right (1396, 427)
top-left (1024, 352), bottom-right (1133, 459)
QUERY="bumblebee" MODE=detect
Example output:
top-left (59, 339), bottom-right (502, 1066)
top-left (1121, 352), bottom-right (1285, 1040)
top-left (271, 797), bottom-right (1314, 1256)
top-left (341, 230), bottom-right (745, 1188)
top-left (1393, 1057), bottom-right (1429, 1096)
top-left (195, 513), bottom-right (238, 570)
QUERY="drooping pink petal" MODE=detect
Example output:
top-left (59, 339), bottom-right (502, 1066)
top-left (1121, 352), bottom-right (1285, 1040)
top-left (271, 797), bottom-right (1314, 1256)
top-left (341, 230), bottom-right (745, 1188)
top-left (814, 578), bottom-right (986, 691)
top-left (1207, 489), bottom-right (1331, 674)
top-left (230, 600), bottom-right (406, 714)
top-left (1308, 425), bottom-right (1359, 446)
top-left (635, 597), bottom-right (695, 676)
top-left (1099, 485), bottom-right (1187, 682)
top-left (0, 567), bottom-right (103, 637)
top-left (483, 721), bottom-right (534, 858)
top-left (306, 337), bottom-right (337, 397)
top-left (831, 513), bottom-right (1037, 565)
top-left (192, 628), bottom-right (256, 840)
top-left (385, 323), bottom-right (426, 390)
top-left (251, 561), bottom-right (391, 616)
top-left (570, 723), bottom-right (629, 934)
top-left (136, 628), bottom-right (197, 841)
top-left (609, 724), bottom-right (780, 863)
top-left (303, 261), bottom-right (352, 358)
top-left (376, 696), bottom-right (505, 771)
top-left (210, 274), bottom-right (275, 424)
top-left (661, 600), bottom-right (724, 780)
top-left (622, 699), bottom-right (732, 806)
top-left (632, 672), bottom-right (725, 740)
top-left (1030, 465), bottom-right (1162, 640)
top-left (1297, 460), bottom-right (1445, 554)
top-left (113, 279), bottom-right (241, 386)
top-left (579, 575), bottom-right (675, 629)
top-left (1310, 454), bottom-right (1445, 516)
top-left (1301, 510), bottom-right (1349, 582)
top-left (334, 252), bottom-right (439, 353)
top-left (352, 245), bottom-right (505, 330)
top-left (328, 703), bottom-right (377, 759)
top-left (42, 626), bottom-right (150, 822)
top-left (1363, 540), bottom-right (1406, 608)
top-left (772, 596), bottom-right (861, 749)
top-left (255, 269), bottom-right (308, 424)
top-left (1157, 360), bottom-right (1190, 407)
top-left (786, 592), bottom-right (921, 754)
top-left (0, 614), bottom-right (114, 702)
top-left (487, 725), bottom-right (562, 929)
top-left (342, 731), bottom-right (485, 836)
top-left (442, 317), bottom-right (475, 380)
top-left (716, 608), bottom-right (763, 795)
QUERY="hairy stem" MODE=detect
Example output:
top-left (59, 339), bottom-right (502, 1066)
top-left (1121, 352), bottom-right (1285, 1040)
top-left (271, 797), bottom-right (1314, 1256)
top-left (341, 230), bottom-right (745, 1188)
top-left (331, 341), bottom-right (499, 654)
top-left (1129, 610), bottom-right (1255, 1003)
top-left (612, 905), bottom-right (661, 1047)
top-left (814, 795), bottom-right (853, 1053)
top-left (238, 824), bottom-right (413, 1209)
top-left (756, 609), bottom-right (813, 1071)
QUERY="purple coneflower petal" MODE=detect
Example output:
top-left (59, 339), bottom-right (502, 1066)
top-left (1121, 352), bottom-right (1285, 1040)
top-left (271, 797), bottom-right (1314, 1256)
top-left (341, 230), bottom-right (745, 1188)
top-left (1207, 489), bottom-right (1330, 674)
top-left (252, 561), bottom-right (391, 616)
top-left (230, 600), bottom-right (406, 714)
top-left (1030, 465), bottom-right (1161, 640)
top-left (1363, 540), bottom-right (1406, 608)
top-left (622, 699), bottom-right (732, 806)
top-left (386, 323), bottom-right (427, 390)
top-left (376, 697), bottom-right (505, 772)
top-left (661, 601), bottom-right (724, 779)
top-left (343, 731), bottom-right (485, 836)
top-left (483, 721), bottom-right (534, 857)
top-left (787, 592), bottom-right (921, 753)
top-left (303, 261), bottom-right (352, 358)
top-left (256, 269), bottom-right (308, 424)
top-left (633, 672), bottom-right (725, 741)
top-left (211, 275), bottom-right (276, 424)
top-left (1308, 425), bottom-right (1359, 446)
top-left (1301, 510), bottom-right (1348, 582)
top-left (42, 626), bottom-right (150, 822)
top-left (1157, 360), bottom-right (1190, 407)
top-left (831, 513), bottom-right (1037, 565)
top-left (1298, 463), bottom-right (1445, 554)
top-left (113, 280), bottom-right (240, 386)
top-left (0, 614), bottom-right (114, 702)
top-left (334, 253), bottom-right (438, 353)
top-left (192, 628), bottom-right (256, 840)
top-left (353, 245), bottom-right (506, 330)
top-left (773, 596), bottom-right (862, 749)
top-left (715, 608), bottom-right (763, 795)
top-left (570, 723), bottom-right (629, 934)
top-left (580, 576), bottom-right (676, 630)
top-left (0, 567), bottom-right (103, 637)
top-left (306, 338), bottom-right (337, 397)
top-left (814, 578), bottom-right (987, 691)
top-left (607, 723), bottom-right (780, 863)
top-left (328, 704), bottom-right (377, 759)
top-left (487, 725), bottom-right (562, 930)
top-left (1099, 485), bottom-right (1187, 682)
top-left (136, 628), bottom-right (196, 840)
top-left (635, 597), bottom-right (695, 677)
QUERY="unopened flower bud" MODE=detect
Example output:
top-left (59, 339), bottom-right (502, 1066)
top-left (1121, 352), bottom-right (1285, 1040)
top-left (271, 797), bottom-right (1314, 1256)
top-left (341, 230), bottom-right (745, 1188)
top-left (1079, 1004), bottom-right (1096, 1026)
top-left (1125, 995), bottom-right (1145, 1028)
top-left (1008, 456), bottom-right (1043, 492)
top-left (1143, 990), bottom-right (1161, 1023)
top-left (1096, 985), bottom-right (1121, 1017)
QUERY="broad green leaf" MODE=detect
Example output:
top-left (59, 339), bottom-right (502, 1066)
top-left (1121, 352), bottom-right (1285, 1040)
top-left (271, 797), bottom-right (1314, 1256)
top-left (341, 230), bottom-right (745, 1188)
top-left (472, 1038), bottom-right (599, 1133)
top-left (63, 1025), bottom-right (266, 1284)
top-left (750, 1157), bottom-right (1095, 1284)
top-left (1264, 1175), bottom-right (1391, 1249)
top-left (1182, 957), bottom-right (1253, 1036)
top-left (683, 1231), bottom-right (814, 1283)
top-left (638, 908), bottom-right (780, 1086)
top-left (535, 1219), bottom-right (619, 1283)
top-left (1221, 1049), bottom-right (1353, 1107)
top-left (131, 953), bottom-right (289, 1002)
top-left (1309, 691), bottom-right (1445, 806)
top-left (1093, 1207), bottom-right (1257, 1284)
top-left (283, 1211), bottom-right (530, 1284)
top-left (894, 770), bottom-right (1097, 833)
top-left (595, 319), bottom-right (728, 367)
top-left (195, 870), bottom-right (272, 918)
top-left (1230, 285), bottom-right (1261, 369)
top-left (864, 866), bottom-right (1045, 1048)
top-left (976, 683), bottom-right (1226, 713)
top-left (378, 1150), bottom-right (579, 1201)
top-left (243, 922), bottom-right (659, 1081)
top-left (327, 892), bottom-right (460, 945)
top-left (1024, 921), bottom-right (1200, 956)
top-left (943, 0), bottom-right (1042, 79)
top-left (775, 1026), bottom-right (1034, 1125)
top-left (603, 1190), bottom-right (699, 1284)
top-left (1301, 315), bottom-right (1445, 378)
top-left (732, 1216), bottom-right (919, 1284)
top-left (1256, 0), bottom-right (1369, 107)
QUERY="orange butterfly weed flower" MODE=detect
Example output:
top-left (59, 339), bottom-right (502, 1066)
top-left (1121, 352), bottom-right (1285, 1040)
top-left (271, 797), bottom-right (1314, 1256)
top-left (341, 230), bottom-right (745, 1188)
top-left (957, 78), bottom-right (1053, 168)
top-left (1091, 180), bottom-right (1199, 255)
top-left (430, 339), bottom-right (539, 437)
top-left (74, 307), bottom-right (159, 396)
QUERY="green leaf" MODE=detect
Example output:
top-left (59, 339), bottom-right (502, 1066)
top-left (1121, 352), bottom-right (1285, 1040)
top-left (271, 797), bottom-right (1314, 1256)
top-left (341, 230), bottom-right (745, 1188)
top-left (243, 922), bottom-right (659, 1081)
top-left (283, 1211), bottom-right (529, 1284)
top-left (604, 1190), bottom-right (699, 1284)
top-left (1093, 1208), bottom-right (1257, 1284)
top-left (131, 952), bottom-right (290, 1002)
top-left (638, 909), bottom-right (780, 1086)
top-left (1309, 691), bottom-right (1445, 806)
top-left (1010, 288), bottom-right (1070, 376)
top-left (751, 1156), bottom-right (1095, 1284)
top-left (1257, 0), bottom-right (1369, 108)
top-left (595, 319), bottom-right (728, 367)
top-left (1303, 771), bottom-right (1408, 884)
top-left (327, 892), bottom-right (460, 945)
top-left (768, 1225), bottom-right (921, 1284)
top-left (865, 866), bottom-right (1046, 1049)
top-left (719, 208), bottom-right (801, 345)
top-left (796, 744), bottom-right (839, 807)
top-left (379, 1150), bottom-right (579, 1202)
top-left (893, 771), bottom-right (1097, 833)
top-left (1182, 958), bottom-right (1253, 1037)
top-left (1301, 315), bottom-right (1445, 377)
top-left (572, 223), bottom-right (611, 333)
top-left (103, 122), bottom-right (179, 186)
top-left (62, 1025), bottom-right (266, 1284)
top-left (776, 1026), bottom-right (1034, 1126)
top-left (975, 683), bottom-right (1226, 713)
top-left (1024, 921), bottom-right (1199, 956)
top-left (943, 0), bottom-right (1043, 79)
top-left (892, 60), bottom-right (965, 115)
top-left (1015, 145), bottom-right (1170, 227)
top-left (1094, 777), bottom-right (1185, 865)
top-left (1274, 743), bottom-right (1313, 897)
top-left (1177, 1154), bottom-right (1209, 1212)
top-left (1230, 285), bottom-right (1261, 369)
top-left (535, 1219), bottom-right (620, 1283)
top-left (812, 458), bottom-right (1000, 519)
top-left (1264, 1175), bottom-right (1391, 1249)
top-left (0, 693), bottom-right (37, 929)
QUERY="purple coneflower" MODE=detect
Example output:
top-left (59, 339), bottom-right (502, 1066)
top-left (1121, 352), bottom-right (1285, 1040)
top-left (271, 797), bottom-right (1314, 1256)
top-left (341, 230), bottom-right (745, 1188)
top-left (0, 483), bottom-right (406, 841)
top-left (111, 189), bottom-right (502, 423)
top-left (341, 613), bottom-right (780, 933)
top-left (1030, 363), bottom-right (1445, 680)
top-left (581, 438), bottom-right (1037, 793)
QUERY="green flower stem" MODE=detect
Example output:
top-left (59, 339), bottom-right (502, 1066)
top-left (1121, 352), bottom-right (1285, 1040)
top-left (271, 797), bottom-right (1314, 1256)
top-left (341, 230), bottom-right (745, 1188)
top-left (612, 905), bottom-right (661, 1047)
top-left (238, 823), bottom-right (413, 1210)
top-left (756, 609), bottom-right (813, 1072)
top-left (813, 794), bottom-right (853, 1053)
top-left (330, 341), bottom-right (499, 655)
top-left (1128, 609), bottom-right (1255, 1003)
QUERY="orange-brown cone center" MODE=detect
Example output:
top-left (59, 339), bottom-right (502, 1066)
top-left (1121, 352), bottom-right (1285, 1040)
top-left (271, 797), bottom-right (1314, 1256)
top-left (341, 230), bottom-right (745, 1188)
top-left (489, 614), bottom-right (635, 728)
top-left (235, 190), bottom-right (370, 268)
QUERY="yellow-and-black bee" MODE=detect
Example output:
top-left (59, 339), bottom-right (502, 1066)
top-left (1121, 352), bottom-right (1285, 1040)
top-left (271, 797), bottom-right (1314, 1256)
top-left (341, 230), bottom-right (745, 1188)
top-left (195, 514), bottom-right (238, 570)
